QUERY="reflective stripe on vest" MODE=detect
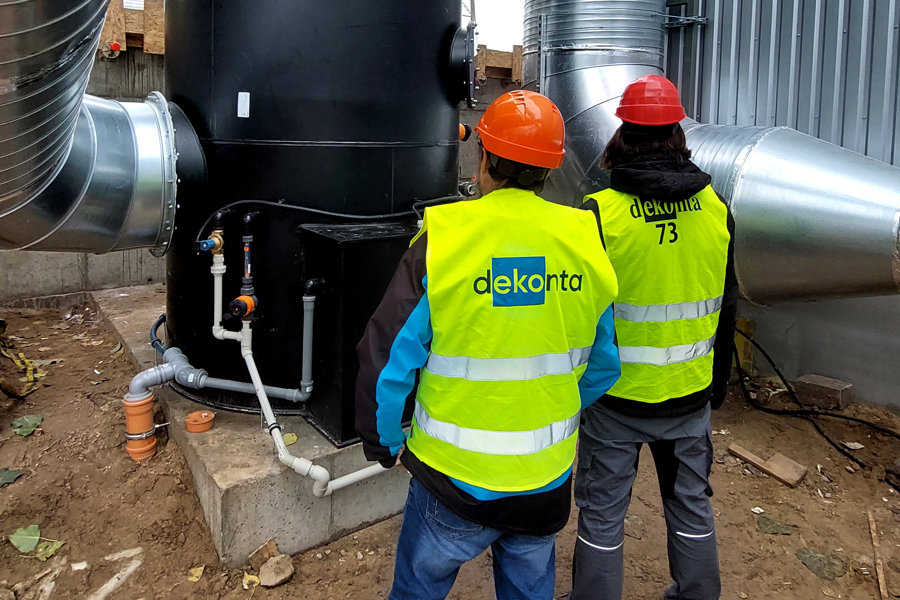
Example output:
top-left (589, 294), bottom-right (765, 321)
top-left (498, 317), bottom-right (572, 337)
top-left (406, 188), bottom-right (619, 491)
top-left (618, 333), bottom-right (716, 366)
top-left (414, 403), bottom-right (580, 456)
top-left (614, 296), bottom-right (723, 323)
top-left (425, 346), bottom-right (592, 381)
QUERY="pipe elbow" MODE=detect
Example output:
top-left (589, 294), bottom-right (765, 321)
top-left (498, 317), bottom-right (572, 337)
top-left (127, 363), bottom-right (175, 397)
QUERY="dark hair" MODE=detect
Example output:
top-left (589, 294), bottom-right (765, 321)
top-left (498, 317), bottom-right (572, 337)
top-left (599, 122), bottom-right (691, 171)
top-left (479, 143), bottom-right (548, 192)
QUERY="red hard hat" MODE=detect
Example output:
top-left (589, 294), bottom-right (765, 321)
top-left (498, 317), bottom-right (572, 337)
top-left (616, 75), bottom-right (686, 126)
top-left (476, 90), bottom-right (565, 169)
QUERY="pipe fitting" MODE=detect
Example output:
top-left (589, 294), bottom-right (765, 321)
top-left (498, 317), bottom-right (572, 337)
top-left (123, 394), bottom-right (158, 462)
top-left (127, 363), bottom-right (177, 396)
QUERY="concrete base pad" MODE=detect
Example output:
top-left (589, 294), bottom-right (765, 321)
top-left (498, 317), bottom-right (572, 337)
top-left (93, 285), bottom-right (408, 567)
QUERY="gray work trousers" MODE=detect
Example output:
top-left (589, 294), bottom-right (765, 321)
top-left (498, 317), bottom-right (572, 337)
top-left (571, 404), bottom-right (721, 600)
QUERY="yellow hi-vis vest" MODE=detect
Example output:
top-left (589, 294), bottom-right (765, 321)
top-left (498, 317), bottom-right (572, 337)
top-left (406, 188), bottom-right (618, 492)
top-left (585, 184), bottom-right (729, 403)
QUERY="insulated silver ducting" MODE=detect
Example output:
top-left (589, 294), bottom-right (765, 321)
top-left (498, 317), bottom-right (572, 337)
top-left (525, 0), bottom-right (900, 304)
top-left (684, 123), bottom-right (900, 302)
top-left (0, 0), bottom-right (178, 254)
top-left (523, 0), bottom-right (667, 204)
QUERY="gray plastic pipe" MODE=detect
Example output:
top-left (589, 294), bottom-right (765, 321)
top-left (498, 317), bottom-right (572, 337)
top-left (524, 0), bottom-right (900, 304)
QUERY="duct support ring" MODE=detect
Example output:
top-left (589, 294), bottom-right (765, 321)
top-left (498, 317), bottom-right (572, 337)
top-left (144, 91), bottom-right (179, 257)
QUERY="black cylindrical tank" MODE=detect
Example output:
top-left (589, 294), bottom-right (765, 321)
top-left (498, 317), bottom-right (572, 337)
top-left (164, 1), bottom-right (468, 442)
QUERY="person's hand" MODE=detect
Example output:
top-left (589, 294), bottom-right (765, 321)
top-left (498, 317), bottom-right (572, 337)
top-left (394, 447), bottom-right (408, 473)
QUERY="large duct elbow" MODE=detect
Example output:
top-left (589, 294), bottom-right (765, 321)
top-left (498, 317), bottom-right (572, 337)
top-left (0, 0), bottom-right (198, 255)
top-left (684, 123), bottom-right (900, 304)
top-left (525, 0), bottom-right (900, 304)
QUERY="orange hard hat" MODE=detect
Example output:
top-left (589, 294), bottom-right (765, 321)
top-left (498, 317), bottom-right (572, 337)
top-left (616, 75), bottom-right (686, 126)
top-left (475, 90), bottom-right (565, 169)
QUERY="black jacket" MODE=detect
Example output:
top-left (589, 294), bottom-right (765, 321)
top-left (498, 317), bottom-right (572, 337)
top-left (583, 153), bottom-right (738, 418)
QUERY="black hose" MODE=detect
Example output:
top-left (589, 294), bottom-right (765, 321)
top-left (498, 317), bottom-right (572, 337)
top-left (193, 199), bottom-right (415, 247)
top-left (732, 328), bottom-right (899, 492)
top-left (150, 313), bottom-right (167, 356)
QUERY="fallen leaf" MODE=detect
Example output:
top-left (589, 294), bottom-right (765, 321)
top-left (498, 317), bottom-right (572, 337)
top-left (49, 323), bottom-right (69, 331)
top-left (110, 342), bottom-right (123, 355)
top-left (9, 524), bottom-right (40, 553)
top-left (283, 433), bottom-right (298, 446)
top-left (188, 565), bottom-right (205, 582)
top-left (758, 514), bottom-right (793, 535)
top-left (30, 358), bottom-right (63, 367)
top-left (11, 415), bottom-right (42, 437)
top-left (842, 441), bottom-right (864, 450)
top-left (90, 380), bottom-right (109, 386)
top-left (0, 468), bottom-right (24, 487)
top-left (242, 571), bottom-right (260, 590)
top-left (35, 540), bottom-right (65, 561)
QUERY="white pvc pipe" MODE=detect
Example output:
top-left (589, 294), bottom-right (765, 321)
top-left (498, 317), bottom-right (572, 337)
top-left (209, 254), bottom-right (387, 496)
top-left (237, 322), bottom-right (387, 496)
top-left (324, 463), bottom-right (388, 496)
top-left (211, 253), bottom-right (241, 341)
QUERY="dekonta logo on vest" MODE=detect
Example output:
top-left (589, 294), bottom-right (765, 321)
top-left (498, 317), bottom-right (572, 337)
top-left (473, 256), bottom-right (583, 307)
top-left (630, 196), bottom-right (702, 223)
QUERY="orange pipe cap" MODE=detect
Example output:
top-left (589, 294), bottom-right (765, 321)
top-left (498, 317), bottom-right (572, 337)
top-left (186, 410), bottom-right (215, 433)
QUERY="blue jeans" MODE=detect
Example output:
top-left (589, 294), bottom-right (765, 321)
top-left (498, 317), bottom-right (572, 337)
top-left (390, 478), bottom-right (557, 600)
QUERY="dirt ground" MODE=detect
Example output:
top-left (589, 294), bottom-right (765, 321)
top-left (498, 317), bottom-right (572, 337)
top-left (1, 304), bottom-right (899, 600)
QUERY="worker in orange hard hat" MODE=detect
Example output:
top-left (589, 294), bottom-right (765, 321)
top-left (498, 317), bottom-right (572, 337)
top-left (356, 89), bottom-right (621, 599)
top-left (571, 74), bottom-right (736, 600)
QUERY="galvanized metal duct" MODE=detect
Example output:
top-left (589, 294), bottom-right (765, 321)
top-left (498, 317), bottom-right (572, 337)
top-left (524, 0), bottom-right (900, 304)
top-left (0, 0), bottom-right (179, 254)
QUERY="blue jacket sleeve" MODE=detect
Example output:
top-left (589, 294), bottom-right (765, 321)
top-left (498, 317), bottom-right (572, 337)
top-left (577, 305), bottom-right (620, 409)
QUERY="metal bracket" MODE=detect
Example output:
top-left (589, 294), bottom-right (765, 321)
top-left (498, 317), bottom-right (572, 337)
top-left (125, 422), bottom-right (169, 441)
top-left (665, 16), bottom-right (709, 29)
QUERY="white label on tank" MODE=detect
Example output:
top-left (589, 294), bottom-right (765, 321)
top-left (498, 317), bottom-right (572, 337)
top-left (237, 92), bottom-right (250, 118)
top-left (123, 0), bottom-right (144, 9)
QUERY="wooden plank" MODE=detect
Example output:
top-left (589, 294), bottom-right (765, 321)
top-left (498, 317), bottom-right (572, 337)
top-left (727, 443), bottom-right (767, 468)
top-left (143, 0), bottom-right (165, 54)
top-left (727, 443), bottom-right (808, 487)
top-left (512, 44), bottom-right (523, 83)
top-left (764, 453), bottom-right (808, 487)
top-left (475, 44), bottom-right (488, 81)
top-left (484, 66), bottom-right (511, 80)
top-left (124, 9), bottom-right (143, 34)
top-left (868, 511), bottom-right (890, 600)
top-left (125, 32), bottom-right (144, 49)
top-left (99, 0), bottom-right (126, 52)
top-left (482, 48), bottom-right (513, 69)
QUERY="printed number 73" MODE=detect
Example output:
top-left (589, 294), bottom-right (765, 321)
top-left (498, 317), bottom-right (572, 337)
top-left (655, 222), bottom-right (678, 244)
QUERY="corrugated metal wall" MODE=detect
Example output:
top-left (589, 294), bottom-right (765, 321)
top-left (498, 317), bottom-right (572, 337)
top-left (667, 0), bottom-right (900, 165)
top-left (666, 0), bottom-right (900, 409)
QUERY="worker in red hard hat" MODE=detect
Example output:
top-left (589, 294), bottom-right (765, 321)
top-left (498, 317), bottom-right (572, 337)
top-left (571, 74), bottom-right (737, 600)
top-left (356, 90), bottom-right (621, 599)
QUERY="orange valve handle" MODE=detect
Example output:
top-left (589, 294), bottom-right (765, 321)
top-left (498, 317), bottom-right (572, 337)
top-left (229, 294), bottom-right (257, 317)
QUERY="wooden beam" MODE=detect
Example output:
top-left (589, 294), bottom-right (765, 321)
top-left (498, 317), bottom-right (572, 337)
top-left (143, 0), bottom-right (165, 55)
top-left (512, 45), bottom-right (523, 83)
top-left (99, 0), bottom-right (126, 52)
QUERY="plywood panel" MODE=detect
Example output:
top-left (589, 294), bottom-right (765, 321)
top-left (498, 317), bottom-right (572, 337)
top-left (143, 0), bottom-right (165, 55)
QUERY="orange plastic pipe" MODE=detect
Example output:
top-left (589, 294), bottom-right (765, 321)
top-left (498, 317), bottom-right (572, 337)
top-left (123, 395), bottom-right (157, 462)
